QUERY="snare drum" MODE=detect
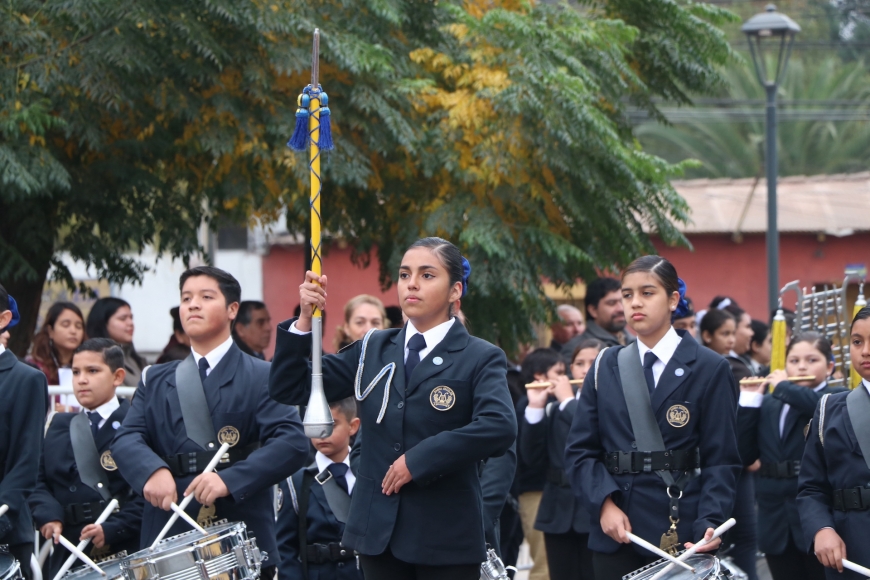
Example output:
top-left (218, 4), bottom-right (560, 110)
top-left (623, 554), bottom-right (726, 580)
top-left (0, 553), bottom-right (22, 580)
top-left (63, 552), bottom-right (127, 580)
top-left (121, 521), bottom-right (262, 580)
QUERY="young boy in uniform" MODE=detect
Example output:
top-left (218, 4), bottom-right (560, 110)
top-left (30, 338), bottom-right (143, 579)
top-left (277, 397), bottom-right (363, 580)
top-left (112, 267), bottom-right (308, 579)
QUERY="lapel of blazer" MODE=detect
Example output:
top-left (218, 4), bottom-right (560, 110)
top-left (0, 349), bottom-right (17, 373)
top-left (203, 344), bottom-right (242, 409)
top-left (650, 332), bottom-right (698, 413)
top-left (95, 398), bottom-right (130, 451)
top-left (405, 321), bottom-right (467, 396)
top-left (384, 327), bottom-right (407, 400)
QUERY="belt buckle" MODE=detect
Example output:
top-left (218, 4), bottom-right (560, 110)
top-left (792, 461), bottom-right (801, 476)
top-left (617, 452), bottom-right (633, 474)
top-left (219, 452), bottom-right (231, 465)
top-left (315, 471), bottom-right (333, 486)
top-left (846, 488), bottom-right (862, 510)
top-left (186, 452), bottom-right (199, 474)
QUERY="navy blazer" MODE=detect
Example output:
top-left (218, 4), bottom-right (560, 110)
top-left (29, 400), bottom-right (143, 578)
top-left (112, 343), bottom-right (309, 561)
top-left (564, 331), bottom-right (741, 554)
top-left (0, 349), bottom-right (46, 545)
top-left (480, 442), bottom-right (517, 556)
top-left (740, 382), bottom-right (845, 555)
top-left (276, 466), bottom-right (363, 580)
top-left (798, 391), bottom-right (870, 579)
top-left (269, 318), bottom-right (517, 566)
top-left (521, 398), bottom-right (591, 535)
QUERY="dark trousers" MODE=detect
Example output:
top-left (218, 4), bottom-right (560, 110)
top-left (545, 531), bottom-right (594, 580)
top-left (766, 536), bottom-right (825, 580)
top-left (9, 543), bottom-right (33, 580)
top-left (359, 547), bottom-right (479, 580)
top-left (592, 546), bottom-right (658, 580)
top-left (725, 471), bottom-right (759, 580)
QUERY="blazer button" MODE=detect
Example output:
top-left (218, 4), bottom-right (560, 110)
top-left (397, 402), bottom-right (404, 409)
top-left (623, 484), bottom-right (630, 491)
top-left (393, 443), bottom-right (401, 452)
top-left (69, 485), bottom-right (77, 492)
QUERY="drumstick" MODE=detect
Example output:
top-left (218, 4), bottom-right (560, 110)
top-left (843, 559), bottom-right (870, 578)
top-left (170, 502), bottom-right (208, 535)
top-left (647, 518), bottom-right (736, 580)
top-left (739, 375), bottom-right (815, 385)
top-left (0, 504), bottom-right (7, 517)
top-left (626, 532), bottom-right (695, 573)
top-left (52, 498), bottom-right (119, 580)
top-left (55, 534), bottom-right (106, 576)
top-left (525, 380), bottom-right (584, 389)
top-left (150, 442), bottom-right (230, 549)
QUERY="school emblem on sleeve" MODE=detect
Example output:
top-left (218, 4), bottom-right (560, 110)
top-left (666, 405), bottom-right (690, 428)
top-left (430, 386), bottom-right (456, 411)
top-left (100, 450), bottom-right (118, 471)
top-left (217, 426), bottom-right (240, 447)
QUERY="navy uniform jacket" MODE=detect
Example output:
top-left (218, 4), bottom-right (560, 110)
top-left (521, 398), bottom-right (591, 535)
top-left (112, 343), bottom-right (309, 562)
top-left (269, 318), bottom-right (517, 566)
top-left (798, 391), bottom-right (870, 579)
top-left (480, 442), bottom-right (517, 555)
top-left (564, 332), bottom-right (741, 554)
top-left (29, 400), bottom-right (143, 578)
top-left (739, 381), bottom-right (845, 555)
top-left (276, 466), bottom-right (363, 580)
top-left (0, 349), bottom-right (46, 546)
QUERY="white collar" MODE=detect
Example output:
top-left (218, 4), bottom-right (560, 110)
top-left (813, 381), bottom-right (828, 393)
top-left (404, 318), bottom-right (455, 352)
top-left (0, 344), bottom-right (5, 356)
top-left (864, 379), bottom-right (870, 396)
top-left (191, 335), bottom-right (234, 374)
top-left (315, 449), bottom-right (351, 473)
top-left (84, 396), bottom-right (120, 420)
top-left (636, 326), bottom-right (682, 367)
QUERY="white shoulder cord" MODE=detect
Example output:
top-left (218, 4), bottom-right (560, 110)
top-left (354, 328), bottom-right (396, 424)
top-left (593, 347), bottom-right (610, 391)
top-left (819, 393), bottom-right (831, 447)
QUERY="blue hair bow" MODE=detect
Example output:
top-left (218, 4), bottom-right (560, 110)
top-left (461, 257), bottom-right (472, 297)
top-left (4, 295), bottom-right (20, 329)
top-left (672, 278), bottom-right (691, 321)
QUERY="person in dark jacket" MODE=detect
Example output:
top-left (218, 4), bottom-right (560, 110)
top-left (563, 277), bottom-right (632, 352)
top-left (740, 332), bottom-right (845, 580)
top-left (269, 237), bottom-right (517, 580)
top-left (30, 339), bottom-right (143, 579)
top-left (0, 284), bottom-right (47, 580)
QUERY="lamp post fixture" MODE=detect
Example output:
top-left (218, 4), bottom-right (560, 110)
top-left (742, 4), bottom-right (800, 314)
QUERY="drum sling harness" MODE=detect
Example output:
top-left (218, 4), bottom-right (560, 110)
top-left (835, 387), bottom-right (870, 511)
top-left (297, 467), bottom-right (355, 579)
top-left (616, 342), bottom-right (697, 555)
top-left (69, 413), bottom-right (113, 503)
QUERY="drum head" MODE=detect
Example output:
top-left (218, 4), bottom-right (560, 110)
top-left (64, 554), bottom-right (125, 580)
top-left (624, 555), bottom-right (719, 580)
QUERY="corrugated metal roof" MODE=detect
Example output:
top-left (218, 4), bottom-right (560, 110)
top-left (672, 172), bottom-right (870, 235)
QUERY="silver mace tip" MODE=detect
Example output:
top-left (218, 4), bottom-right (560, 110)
top-left (303, 423), bottom-right (334, 438)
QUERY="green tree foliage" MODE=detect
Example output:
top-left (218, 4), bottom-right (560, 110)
top-left (636, 57), bottom-right (870, 180)
top-left (1, 0), bottom-right (736, 353)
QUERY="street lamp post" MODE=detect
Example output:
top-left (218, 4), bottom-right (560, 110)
top-left (742, 4), bottom-right (800, 314)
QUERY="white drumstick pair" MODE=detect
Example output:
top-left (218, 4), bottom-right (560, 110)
top-left (626, 533), bottom-right (695, 573)
top-left (55, 535), bottom-right (105, 577)
top-left (150, 442), bottom-right (230, 549)
top-left (51, 498), bottom-right (119, 580)
top-left (646, 518), bottom-right (737, 580)
top-left (0, 504), bottom-right (8, 517)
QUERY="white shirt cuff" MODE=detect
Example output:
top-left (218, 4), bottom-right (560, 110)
top-left (289, 321), bottom-right (311, 335)
top-left (524, 406), bottom-right (545, 425)
top-left (739, 391), bottom-right (764, 408)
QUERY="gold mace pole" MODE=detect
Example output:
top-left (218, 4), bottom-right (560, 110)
top-left (303, 28), bottom-right (334, 438)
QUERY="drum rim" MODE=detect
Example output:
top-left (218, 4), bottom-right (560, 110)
top-left (625, 554), bottom-right (720, 580)
top-left (122, 521), bottom-right (247, 566)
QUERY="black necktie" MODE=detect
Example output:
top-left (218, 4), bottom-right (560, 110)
top-left (643, 351), bottom-right (658, 395)
top-left (405, 334), bottom-right (427, 380)
top-left (198, 357), bottom-right (210, 383)
top-left (327, 462), bottom-right (350, 494)
top-left (87, 411), bottom-right (101, 439)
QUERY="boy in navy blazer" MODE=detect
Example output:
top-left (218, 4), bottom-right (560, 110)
top-left (0, 284), bottom-right (46, 580)
top-left (277, 397), bottom-right (363, 580)
top-left (112, 267), bottom-right (308, 578)
top-left (30, 338), bottom-right (143, 579)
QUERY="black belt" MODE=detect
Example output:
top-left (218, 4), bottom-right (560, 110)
top-left (161, 441), bottom-right (259, 477)
top-left (833, 487), bottom-right (870, 511)
top-left (64, 500), bottom-right (116, 526)
top-left (305, 543), bottom-right (355, 564)
top-left (759, 460), bottom-right (801, 479)
top-left (546, 468), bottom-right (570, 487)
top-left (604, 448), bottom-right (699, 474)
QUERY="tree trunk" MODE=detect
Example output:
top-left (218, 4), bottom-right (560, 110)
top-left (0, 197), bottom-right (58, 358)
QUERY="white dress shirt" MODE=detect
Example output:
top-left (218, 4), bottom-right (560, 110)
top-left (864, 379), bottom-right (870, 396)
top-left (191, 336), bottom-right (234, 377)
top-left (404, 318), bottom-right (454, 363)
top-left (0, 344), bottom-right (5, 356)
top-left (315, 449), bottom-right (356, 494)
top-left (636, 326), bottom-right (682, 388)
top-left (778, 382), bottom-right (827, 437)
top-left (84, 396), bottom-right (121, 429)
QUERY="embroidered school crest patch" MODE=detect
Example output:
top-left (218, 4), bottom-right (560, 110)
top-left (430, 386), bottom-right (456, 411)
top-left (100, 450), bottom-right (118, 471)
top-left (218, 426), bottom-right (240, 447)
top-left (666, 405), bottom-right (690, 428)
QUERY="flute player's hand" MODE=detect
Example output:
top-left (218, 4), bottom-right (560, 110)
top-left (297, 271), bottom-right (328, 332)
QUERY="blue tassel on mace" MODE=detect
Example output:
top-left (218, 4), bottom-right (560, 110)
top-left (318, 91), bottom-right (334, 151)
top-left (287, 90), bottom-right (311, 151)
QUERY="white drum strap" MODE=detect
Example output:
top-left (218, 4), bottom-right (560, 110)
top-left (354, 329), bottom-right (396, 424)
top-left (819, 393), bottom-right (831, 447)
top-left (594, 347), bottom-right (610, 391)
